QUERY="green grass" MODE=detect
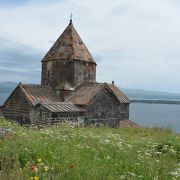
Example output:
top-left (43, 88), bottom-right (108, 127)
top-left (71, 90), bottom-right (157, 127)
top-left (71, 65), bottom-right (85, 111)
top-left (0, 118), bottom-right (179, 180)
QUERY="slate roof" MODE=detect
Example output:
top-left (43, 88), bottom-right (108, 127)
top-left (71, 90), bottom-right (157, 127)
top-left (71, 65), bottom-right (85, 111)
top-left (107, 84), bottom-right (130, 104)
top-left (38, 102), bottom-right (86, 113)
top-left (65, 83), bottom-right (130, 105)
top-left (65, 83), bottom-right (104, 105)
top-left (19, 84), bottom-right (61, 106)
top-left (42, 20), bottom-right (96, 64)
top-left (19, 84), bottom-right (85, 113)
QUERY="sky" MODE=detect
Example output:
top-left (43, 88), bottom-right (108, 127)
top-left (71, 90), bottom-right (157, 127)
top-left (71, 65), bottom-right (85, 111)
top-left (0, 0), bottom-right (180, 93)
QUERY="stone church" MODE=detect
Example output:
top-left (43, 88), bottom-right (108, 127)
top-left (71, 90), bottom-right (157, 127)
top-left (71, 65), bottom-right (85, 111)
top-left (1, 19), bottom-right (137, 127)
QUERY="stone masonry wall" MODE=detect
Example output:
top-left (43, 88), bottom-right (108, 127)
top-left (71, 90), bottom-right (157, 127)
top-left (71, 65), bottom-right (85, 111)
top-left (41, 60), bottom-right (96, 100)
top-left (3, 86), bottom-right (32, 124)
top-left (74, 61), bottom-right (96, 87)
top-left (85, 89), bottom-right (129, 127)
top-left (120, 103), bottom-right (129, 120)
top-left (30, 106), bottom-right (85, 126)
top-left (0, 107), bottom-right (3, 118)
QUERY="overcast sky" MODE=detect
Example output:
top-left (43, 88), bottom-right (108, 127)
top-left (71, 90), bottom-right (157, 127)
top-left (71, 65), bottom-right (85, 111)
top-left (0, 0), bottom-right (180, 93)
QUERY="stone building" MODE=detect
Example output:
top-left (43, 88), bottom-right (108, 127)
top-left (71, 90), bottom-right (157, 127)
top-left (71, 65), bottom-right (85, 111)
top-left (2, 84), bottom-right (86, 125)
top-left (1, 19), bottom-right (137, 127)
top-left (41, 19), bottom-right (96, 101)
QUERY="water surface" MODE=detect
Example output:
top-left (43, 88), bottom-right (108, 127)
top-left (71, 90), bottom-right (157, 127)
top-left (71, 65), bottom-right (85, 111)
top-left (130, 103), bottom-right (180, 133)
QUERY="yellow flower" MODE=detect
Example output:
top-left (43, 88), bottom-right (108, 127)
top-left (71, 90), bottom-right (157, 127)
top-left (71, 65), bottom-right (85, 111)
top-left (44, 166), bottom-right (49, 171)
top-left (34, 176), bottom-right (39, 180)
top-left (37, 159), bottom-right (42, 163)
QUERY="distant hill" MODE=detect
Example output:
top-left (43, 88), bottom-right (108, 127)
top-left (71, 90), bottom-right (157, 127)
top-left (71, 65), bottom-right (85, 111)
top-left (0, 82), bottom-right (18, 93)
top-left (122, 88), bottom-right (180, 101)
top-left (0, 82), bottom-right (180, 105)
top-left (0, 82), bottom-right (18, 105)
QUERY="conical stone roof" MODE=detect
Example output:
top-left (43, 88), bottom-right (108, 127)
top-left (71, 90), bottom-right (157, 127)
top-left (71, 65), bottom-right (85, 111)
top-left (42, 20), bottom-right (96, 64)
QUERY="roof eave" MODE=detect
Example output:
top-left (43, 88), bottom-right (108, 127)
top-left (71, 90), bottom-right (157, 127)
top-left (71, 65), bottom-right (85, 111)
top-left (41, 58), bottom-right (97, 65)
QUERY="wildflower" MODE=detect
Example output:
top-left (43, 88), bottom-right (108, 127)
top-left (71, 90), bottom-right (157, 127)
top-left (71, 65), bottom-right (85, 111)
top-left (107, 156), bottom-right (110, 159)
top-left (119, 175), bottom-right (125, 179)
top-left (69, 163), bottom-right (75, 168)
top-left (3, 131), bottom-right (10, 140)
top-left (30, 176), bottom-right (39, 180)
top-left (127, 144), bottom-right (133, 148)
top-left (127, 172), bottom-right (136, 176)
top-left (170, 167), bottom-right (180, 178)
top-left (37, 159), bottom-right (44, 166)
top-left (31, 166), bottom-right (38, 172)
top-left (156, 151), bottom-right (161, 155)
top-left (169, 148), bottom-right (176, 155)
top-left (49, 151), bottom-right (53, 154)
top-left (44, 166), bottom-right (49, 171)
top-left (37, 159), bottom-right (42, 163)
top-left (34, 176), bottom-right (39, 180)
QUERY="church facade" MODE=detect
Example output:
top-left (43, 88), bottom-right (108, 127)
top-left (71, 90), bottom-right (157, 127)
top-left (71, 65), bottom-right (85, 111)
top-left (1, 20), bottom-right (136, 127)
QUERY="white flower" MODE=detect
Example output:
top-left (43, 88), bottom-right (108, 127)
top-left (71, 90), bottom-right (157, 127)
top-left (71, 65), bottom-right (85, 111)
top-left (156, 151), bottom-right (162, 155)
top-left (170, 168), bottom-right (180, 178)
top-left (127, 172), bottom-right (136, 176)
top-left (127, 144), bottom-right (133, 148)
top-left (107, 155), bottom-right (110, 159)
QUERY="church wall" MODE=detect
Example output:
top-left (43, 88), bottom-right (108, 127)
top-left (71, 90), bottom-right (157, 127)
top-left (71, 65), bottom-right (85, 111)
top-left (30, 105), bottom-right (85, 126)
top-left (0, 107), bottom-right (3, 118)
top-left (41, 60), bottom-right (96, 100)
top-left (41, 62), bottom-right (48, 85)
top-left (74, 61), bottom-right (96, 86)
top-left (55, 60), bottom-right (74, 90)
top-left (119, 103), bottom-right (129, 120)
top-left (41, 60), bottom-right (75, 94)
top-left (42, 60), bottom-right (75, 100)
top-left (42, 60), bottom-right (96, 90)
top-left (84, 89), bottom-right (129, 127)
top-left (2, 86), bottom-right (32, 124)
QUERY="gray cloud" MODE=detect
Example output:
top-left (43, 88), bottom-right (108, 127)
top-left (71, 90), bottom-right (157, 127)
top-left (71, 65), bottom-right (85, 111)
top-left (0, 0), bottom-right (180, 93)
top-left (0, 37), bottom-right (43, 83)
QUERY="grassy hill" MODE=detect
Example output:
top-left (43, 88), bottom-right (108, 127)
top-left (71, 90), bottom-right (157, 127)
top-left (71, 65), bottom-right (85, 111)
top-left (0, 119), bottom-right (179, 180)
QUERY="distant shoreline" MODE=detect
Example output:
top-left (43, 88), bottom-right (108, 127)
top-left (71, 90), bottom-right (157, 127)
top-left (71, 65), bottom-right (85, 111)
top-left (131, 99), bottom-right (180, 105)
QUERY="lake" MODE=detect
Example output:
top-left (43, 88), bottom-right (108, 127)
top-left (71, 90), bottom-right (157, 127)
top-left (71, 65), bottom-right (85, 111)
top-left (130, 103), bottom-right (180, 133)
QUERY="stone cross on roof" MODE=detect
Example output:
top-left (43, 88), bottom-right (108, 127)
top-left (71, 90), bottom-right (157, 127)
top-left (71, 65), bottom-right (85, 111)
top-left (70, 13), bottom-right (73, 21)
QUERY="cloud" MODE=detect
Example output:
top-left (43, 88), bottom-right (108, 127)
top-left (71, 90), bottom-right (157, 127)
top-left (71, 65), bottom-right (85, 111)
top-left (0, 0), bottom-right (31, 7)
top-left (0, 0), bottom-right (180, 92)
top-left (0, 37), bottom-right (43, 83)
